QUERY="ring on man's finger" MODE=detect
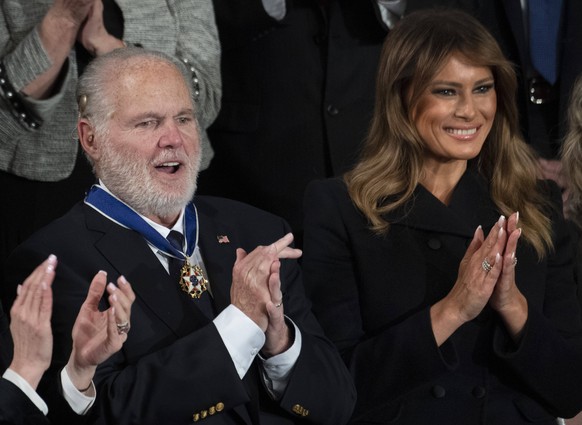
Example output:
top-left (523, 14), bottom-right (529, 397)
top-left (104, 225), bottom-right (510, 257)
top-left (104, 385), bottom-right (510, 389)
top-left (481, 258), bottom-right (493, 273)
top-left (116, 321), bottom-right (130, 335)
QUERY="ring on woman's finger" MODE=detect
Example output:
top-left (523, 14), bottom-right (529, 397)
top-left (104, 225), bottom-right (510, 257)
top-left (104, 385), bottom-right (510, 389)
top-left (275, 302), bottom-right (283, 308)
top-left (512, 256), bottom-right (518, 266)
top-left (116, 321), bottom-right (130, 335)
top-left (481, 258), bottom-right (493, 273)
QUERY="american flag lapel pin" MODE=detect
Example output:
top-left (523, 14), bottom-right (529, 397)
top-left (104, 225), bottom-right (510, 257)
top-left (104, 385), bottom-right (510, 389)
top-left (217, 235), bottom-right (230, 244)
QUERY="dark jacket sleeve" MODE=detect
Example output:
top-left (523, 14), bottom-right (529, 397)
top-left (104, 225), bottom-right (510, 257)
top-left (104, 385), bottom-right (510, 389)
top-left (270, 219), bottom-right (356, 424)
top-left (491, 182), bottom-right (582, 417)
top-left (0, 379), bottom-right (48, 425)
top-left (0, 302), bottom-right (12, 373)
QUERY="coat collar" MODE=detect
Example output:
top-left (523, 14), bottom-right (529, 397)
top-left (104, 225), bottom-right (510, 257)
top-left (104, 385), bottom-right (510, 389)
top-left (383, 170), bottom-right (500, 237)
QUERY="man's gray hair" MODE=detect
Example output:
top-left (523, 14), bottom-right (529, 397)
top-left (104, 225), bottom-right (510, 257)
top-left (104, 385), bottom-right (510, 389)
top-left (76, 47), bottom-right (194, 139)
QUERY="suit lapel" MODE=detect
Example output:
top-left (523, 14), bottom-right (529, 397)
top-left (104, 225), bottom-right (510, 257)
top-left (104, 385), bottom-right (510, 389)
top-left (85, 205), bottom-right (210, 337)
top-left (380, 171), bottom-right (500, 282)
top-left (385, 170), bottom-right (499, 237)
top-left (194, 198), bottom-right (241, 314)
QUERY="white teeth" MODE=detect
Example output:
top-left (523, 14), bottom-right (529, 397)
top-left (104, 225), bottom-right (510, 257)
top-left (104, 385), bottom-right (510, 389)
top-left (160, 162), bottom-right (179, 167)
top-left (447, 128), bottom-right (477, 135)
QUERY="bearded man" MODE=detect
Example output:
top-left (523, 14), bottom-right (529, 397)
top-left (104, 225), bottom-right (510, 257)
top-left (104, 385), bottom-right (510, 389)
top-left (2, 48), bottom-right (355, 425)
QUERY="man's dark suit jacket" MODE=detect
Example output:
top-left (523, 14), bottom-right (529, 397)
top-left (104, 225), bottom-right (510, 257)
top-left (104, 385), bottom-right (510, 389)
top-left (475, 0), bottom-right (582, 158)
top-left (302, 173), bottom-right (582, 424)
top-left (3, 196), bottom-right (355, 425)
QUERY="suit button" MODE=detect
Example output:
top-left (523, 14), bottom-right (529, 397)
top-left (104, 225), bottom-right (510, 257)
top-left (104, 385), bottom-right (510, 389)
top-left (326, 104), bottom-right (339, 116)
top-left (472, 386), bottom-right (486, 398)
top-left (216, 402), bottom-right (224, 412)
top-left (201, 410), bottom-right (208, 419)
top-left (209, 406), bottom-right (216, 415)
top-left (427, 238), bottom-right (441, 250)
top-left (192, 413), bottom-right (200, 422)
top-left (431, 385), bottom-right (446, 398)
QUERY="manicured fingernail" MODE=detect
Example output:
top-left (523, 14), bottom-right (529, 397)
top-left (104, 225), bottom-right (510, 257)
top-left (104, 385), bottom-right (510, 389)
top-left (498, 226), bottom-right (504, 238)
top-left (46, 254), bottom-right (57, 272)
top-left (496, 252), bottom-right (501, 262)
top-left (119, 275), bottom-right (128, 285)
top-left (111, 294), bottom-right (118, 302)
top-left (518, 228), bottom-right (522, 237)
top-left (99, 270), bottom-right (107, 276)
top-left (16, 284), bottom-right (22, 295)
top-left (108, 282), bottom-right (117, 291)
top-left (474, 225), bottom-right (482, 236)
top-left (498, 215), bottom-right (505, 227)
top-left (515, 212), bottom-right (519, 224)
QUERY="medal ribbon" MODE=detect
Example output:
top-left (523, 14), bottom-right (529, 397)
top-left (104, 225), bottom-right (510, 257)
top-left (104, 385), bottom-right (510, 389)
top-left (84, 185), bottom-right (198, 260)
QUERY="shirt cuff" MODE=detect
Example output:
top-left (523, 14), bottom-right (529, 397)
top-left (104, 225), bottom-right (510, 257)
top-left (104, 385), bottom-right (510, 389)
top-left (261, 0), bottom-right (286, 20)
top-left (259, 318), bottom-right (302, 399)
top-left (3, 368), bottom-right (48, 415)
top-left (214, 304), bottom-right (265, 379)
top-left (60, 367), bottom-right (95, 415)
top-left (377, 0), bottom-right (407, 29)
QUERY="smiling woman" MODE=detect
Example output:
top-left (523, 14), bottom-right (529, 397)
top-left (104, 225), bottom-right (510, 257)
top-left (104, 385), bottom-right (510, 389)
top-left (302, 8), bottom-right (582, 425)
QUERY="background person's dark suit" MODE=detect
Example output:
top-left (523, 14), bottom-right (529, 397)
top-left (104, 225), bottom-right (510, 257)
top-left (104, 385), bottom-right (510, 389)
top-left (474, 0), bottom-right (582, 158)
top-left (198, 0), bottom-right (478, 245)
top-left (3, 197), bottom-right (355, 425)
top-left (302, 174), bottom-right (582, 424)
top-left (0, 302), bottom-right (10, 372)
top-left (0, 379), bottom-right (49, 425)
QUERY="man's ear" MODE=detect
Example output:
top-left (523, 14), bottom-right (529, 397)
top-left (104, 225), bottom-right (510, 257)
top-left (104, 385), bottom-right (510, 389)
top-left (78, 120), bottom-right (100, 162)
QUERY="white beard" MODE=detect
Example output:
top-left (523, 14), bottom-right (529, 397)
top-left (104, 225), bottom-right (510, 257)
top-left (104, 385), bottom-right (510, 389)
top-left (96, 137), bottom-right (200, 220)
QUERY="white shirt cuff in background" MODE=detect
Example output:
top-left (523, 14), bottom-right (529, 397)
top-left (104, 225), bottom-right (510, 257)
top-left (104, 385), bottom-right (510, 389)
top-left (261, 0), bottom-right (286, 20)
top-left (60, 367), bottom-right (95, 415)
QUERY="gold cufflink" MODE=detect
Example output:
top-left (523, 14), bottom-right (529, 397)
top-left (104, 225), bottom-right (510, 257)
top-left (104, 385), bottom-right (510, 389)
top-left (292, 404), bottom-right (310, 417)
